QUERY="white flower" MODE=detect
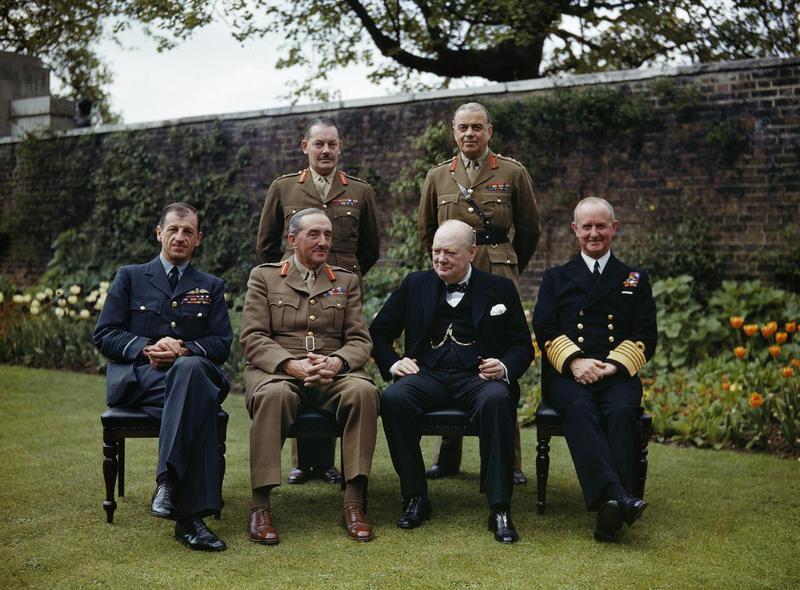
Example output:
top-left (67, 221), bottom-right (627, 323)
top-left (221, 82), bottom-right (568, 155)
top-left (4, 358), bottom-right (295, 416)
top-left (55, 288), bottom-right (64, 296)
top-left (36, 291), bottom-right (47, 301)
top-left (67, 295), bottom-right (78, 305)
top-left (12, 294), bottom-right (24, 304)
top-left (44, 288), bottom-right (54, 297)
top-left (30, 300), bottom-right (41, 309)
top-left (69, 310), bottom-right (77, 318)
top-left (86, 290), bottom-right (99, 303)
top-left (79, 309), bottom-right (91, 319)
top-left (30, 306), bottom-right (40, 315)
top-left (22, 293), bottom-right (32, 303)
top-left (69, 285), bottom-right (81, 295)
top-left (58, 298), bottom-right (67, 307)
top-left (0, 292), bottom-right (4, 304)
top-left (54, 307), bottom-right (65, 317)
top-left (99, 281), bottom-right (110, 291)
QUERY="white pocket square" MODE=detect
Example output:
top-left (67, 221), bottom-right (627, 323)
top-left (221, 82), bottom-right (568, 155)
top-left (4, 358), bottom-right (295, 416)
top-left (490, 304), bottom-right (507, 316)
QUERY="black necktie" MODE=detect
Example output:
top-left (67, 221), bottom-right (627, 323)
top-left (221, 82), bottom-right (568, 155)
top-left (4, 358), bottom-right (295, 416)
top-left (593, 260), bottom-right (601, 277)
top-left (168, 266), bottom-right (179, 292)
top-left (447, 281), bottom-right (468, 293)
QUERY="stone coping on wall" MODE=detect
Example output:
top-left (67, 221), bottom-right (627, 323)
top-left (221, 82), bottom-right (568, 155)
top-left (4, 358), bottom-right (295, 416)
top-left (1, 55), bottom-right (797, 145)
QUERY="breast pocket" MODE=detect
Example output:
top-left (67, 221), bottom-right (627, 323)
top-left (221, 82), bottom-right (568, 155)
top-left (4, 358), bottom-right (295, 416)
top-left (332, 206), bottom-right (360, 242)
top-left (180, 304), bottom-right (209, 339)
top-left (435, 193), bottom-right (463, 224)
top-left (481, 193), bottom-right (513, 228)
top-left (319, 297), bottom-right (345, 334)
top-left (267, 292), bottom-right (300, 332)
top-left (130, 298), bottom-right (163, 335)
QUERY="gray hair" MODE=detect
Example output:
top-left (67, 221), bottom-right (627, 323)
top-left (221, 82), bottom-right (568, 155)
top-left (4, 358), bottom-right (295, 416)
top-left (435, 219), bottom-right (475, 249)
top-left (303, 117), bottom-right (339, 140)
top-left (573, 197), bottom-right (616, 222)
top-left (453, 102), bottom-right (492, 125)
top-left (287, 208), bottom-right (327, 236)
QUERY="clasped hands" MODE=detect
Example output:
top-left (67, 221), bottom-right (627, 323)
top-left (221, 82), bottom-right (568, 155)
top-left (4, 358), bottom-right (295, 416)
top-left (390, 356), bottom-right (506, 381)
top-left (143, 337), bottom-right (189, 368)
top-left (569, 357), bottom-right (618, 385)
top-left (283, 353), bottom-right (343, 387)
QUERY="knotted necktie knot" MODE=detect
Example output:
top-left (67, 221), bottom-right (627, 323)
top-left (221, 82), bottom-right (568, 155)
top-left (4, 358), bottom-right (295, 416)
top-left (446, 281), bottom-right (468, 293)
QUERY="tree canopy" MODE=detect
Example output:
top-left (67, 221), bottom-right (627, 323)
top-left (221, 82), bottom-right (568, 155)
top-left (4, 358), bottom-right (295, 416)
top-left (2, 0), bottom-right (798, 115)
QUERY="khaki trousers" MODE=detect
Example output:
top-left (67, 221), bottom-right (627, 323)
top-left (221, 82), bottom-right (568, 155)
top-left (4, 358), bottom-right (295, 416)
top-left (246, 373), bottom-right (379, 489)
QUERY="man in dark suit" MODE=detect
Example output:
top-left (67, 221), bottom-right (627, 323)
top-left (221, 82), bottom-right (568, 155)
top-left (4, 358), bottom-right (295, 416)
top-left (370, 219), bottom-right (534, 543)
top-left (94, 202), bottom-right (233, 551)
top-left (532, 197), bottom-right (657, 542)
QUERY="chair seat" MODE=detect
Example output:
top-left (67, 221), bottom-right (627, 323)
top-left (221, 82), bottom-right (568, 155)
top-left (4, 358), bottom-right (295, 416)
top-left (102, 406), bottom-right (229, 430)
top-left (535, 401), bottom-right (652, 429)
top-left (419, 408), bottom-right (477, 436)
top-left (287, 410), bottom-right (341, 438)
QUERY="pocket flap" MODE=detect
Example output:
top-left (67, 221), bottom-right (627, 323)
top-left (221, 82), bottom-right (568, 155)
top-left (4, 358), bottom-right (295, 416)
top-left (487, 248), bottom-right (518, 265)
top-left (267, 292), bottom-right (300, 309)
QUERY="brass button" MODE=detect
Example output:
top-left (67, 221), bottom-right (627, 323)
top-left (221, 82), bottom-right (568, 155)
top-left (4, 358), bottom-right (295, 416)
top-left (353, 265), bottom-right (357, 269)
top-left (307, 331), bottom-right (314, 336)
top-left (309, 298), bottom-right (316, 305)
top-left (291, 209), bottom-right (297, 214)
top-left (322, 204), bottom-right (328, 209)
top-left (336, 303), bottom-right (342, 308)
top-left (171, 301), bottom-right (178, 308)
top-left (608, 314), bottom-right (614, 320)
top-left (139, 305), bottom-right (146, 311)
top-left (278, 299), bottom-right (283, 304)
top-left (170, 321), bottom-right (177, 328)
top-left (579, 310), bottom-right (584, 316)
top-left (608, 336), bottom-right (615, 343)
top-left (577, 323), bottom-right (584, 330)
top-left (496, 198), bottom-right (502, 202)
top-left (346, 211), bottom-right (351, 215)
top-left (577, 336), bottom-right (584, 343)
top-left (309, 315), bottom-right (316, 321)
top-left (608, 324), bottom-right (614, 330)
top-left (197, 312), bottom-right (203, 318)
top-left (441, 200), bottom-right (446, 205)
top-left (506, 259), bottom-right (511, 263)
top-left (468, 189), bottom-right (474, 194)
top-left (467, 207), bottom-right (474, 213)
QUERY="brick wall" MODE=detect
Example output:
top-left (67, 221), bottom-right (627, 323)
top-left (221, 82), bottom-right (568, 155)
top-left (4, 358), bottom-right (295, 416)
top-left (1, 56), bottom-right (798, 298)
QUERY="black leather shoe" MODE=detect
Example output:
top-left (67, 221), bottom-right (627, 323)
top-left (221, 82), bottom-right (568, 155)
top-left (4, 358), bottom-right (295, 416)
top-left (175, 518), bottom-right (227, 552)
top-left (488, 509), bottom-right (519, 543)
top-left (512, 468), bottom-right (528, 485)
top-left (425, 464), bottom-right (458, 479)
top-left (319, 466), bottom-right (343, 484)
top-left (618, 493), bottom-right (648, 526)
top-left (594, 500), bottom-right (624, 542)
top-left (287, 466), bottom-right (307, 484)
top-left (150, 482), bottom-right (177, 519)
top-left (397, 496), bottom-right (431, 529)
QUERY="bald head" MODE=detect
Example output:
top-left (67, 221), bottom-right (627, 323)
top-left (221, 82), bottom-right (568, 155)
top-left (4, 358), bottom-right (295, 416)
top-left (571, 196), bottom-right (619, 259)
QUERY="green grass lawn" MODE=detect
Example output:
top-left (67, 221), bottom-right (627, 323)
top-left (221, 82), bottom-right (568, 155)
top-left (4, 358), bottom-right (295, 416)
top-left (1, 365), bottom-right (799, 589)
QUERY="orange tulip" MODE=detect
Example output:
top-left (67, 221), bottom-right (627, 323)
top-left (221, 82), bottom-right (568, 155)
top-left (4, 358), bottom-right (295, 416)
top-left (767, 321), bottom-right (778, 332)
top-left (791, 358), bottom-right (800, 369)
top-left (761, 324), bottom-right (776, 338)
top-left (769, 345), bottom-right (781, 358)
top-left (733, 346), bottom-right (747, 359)
top-left (786, 322), bottom-right (797, 334)
top-left (729, 316), bottom-right (744, 329)
top-left (743, 324), bottom-right (758, 337)
top-left (781, 367), bottom-right (794, 378)
top-left (748, 393), bottom-right (764, 408)
top-left (776, 332), bottom-right (788, 344)
top-left (722, 381), bottom-right (731, 391)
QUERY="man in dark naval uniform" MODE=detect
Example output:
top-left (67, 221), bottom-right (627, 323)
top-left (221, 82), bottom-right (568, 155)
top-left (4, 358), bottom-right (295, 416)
top-left (94, 202), bottom-right (233, 551)
top-left (371, 220), bottom-right (535, 543)
top-left (256, 117), bottom-right (381, 485)
top-left (418, 101), bottom-right (540, 484)
top-left (532, 197), bottom-right (657, 542)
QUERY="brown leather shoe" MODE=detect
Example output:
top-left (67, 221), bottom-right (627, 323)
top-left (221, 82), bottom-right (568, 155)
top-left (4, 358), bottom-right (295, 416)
top-left (287, 466), bottom-right (307, 484)
top-left (342, 503), bottom-right (374, 542)
top-left (249, 507), bottom-right (279, 545)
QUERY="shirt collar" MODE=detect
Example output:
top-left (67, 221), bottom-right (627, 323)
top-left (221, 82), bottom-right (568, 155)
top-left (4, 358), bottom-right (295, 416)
top-left (159, 254), bottom-right (189, 277)
top-left (580, 250), bottom-right (611, 274)
top-left (309, 167), bottom-right (336, 186)
top-left (293, 255), bottom-right (320, 278)
top-left (460, 148), bottom-right (490, 169)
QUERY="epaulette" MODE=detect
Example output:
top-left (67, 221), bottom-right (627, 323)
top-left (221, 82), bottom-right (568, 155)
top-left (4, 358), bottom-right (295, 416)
top-left (431, 156), bottom-right (457, 170)
top-left (275, 170), bottom-right (305, 181)
top-left (255, 261), bottom-right (286, 269)
top-left (342, 171), bottom-right (368, 185)
top-left (496, 154), bottom-right (525, 167)
top-left (325, 264), bottom-right (356, 276)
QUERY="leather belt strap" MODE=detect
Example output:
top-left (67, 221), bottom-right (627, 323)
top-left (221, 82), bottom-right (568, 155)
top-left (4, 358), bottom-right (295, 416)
top-left (475, 229), bottom-right (510, 245)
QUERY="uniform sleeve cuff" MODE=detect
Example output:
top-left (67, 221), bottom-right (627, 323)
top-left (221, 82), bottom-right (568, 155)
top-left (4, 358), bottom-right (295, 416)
top-left (606, 340), bottom-right (647, 376)
top-left (544, 335), bottom-right (582, 373)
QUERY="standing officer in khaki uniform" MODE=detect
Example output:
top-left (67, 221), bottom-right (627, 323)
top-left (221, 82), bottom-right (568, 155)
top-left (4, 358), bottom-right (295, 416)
top-left (257, 117), bottom-right (380, 484)
top-left (242, 208), bottom-right (380, 544)
top-left (418, 102), bottom-right (541, 483)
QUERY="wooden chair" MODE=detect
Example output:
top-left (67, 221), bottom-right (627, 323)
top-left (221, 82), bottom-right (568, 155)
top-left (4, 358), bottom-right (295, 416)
top-left (100, 407), bottom-right (229, 524)
top-left (534, 400), bottom-right (652, 514)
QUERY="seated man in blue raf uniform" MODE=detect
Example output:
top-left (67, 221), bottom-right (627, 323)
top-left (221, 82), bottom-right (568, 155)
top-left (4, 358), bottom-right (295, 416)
top-left (93, 202), bottom-right (233, 552)
top-left (532, 197), bottom-right (657, 542)
top-left (370, 219), bottom-right (534, 543)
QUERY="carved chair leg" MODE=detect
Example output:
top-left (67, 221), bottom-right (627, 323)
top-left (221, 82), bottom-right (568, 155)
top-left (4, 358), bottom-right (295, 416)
top-left (536, 429), bottom-right (551, 515)
top-left (103, 438), bottom-right (119, 523)
top-left (118, 438), bottom-right (126, 497)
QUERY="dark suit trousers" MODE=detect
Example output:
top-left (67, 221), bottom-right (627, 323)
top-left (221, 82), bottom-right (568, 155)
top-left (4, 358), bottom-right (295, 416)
top-left (545, 373), bottom-right (642, 510)
top-left (381, 369), bottom-right (516, 507)
top-left (115, 356), bottom-right (229, 520)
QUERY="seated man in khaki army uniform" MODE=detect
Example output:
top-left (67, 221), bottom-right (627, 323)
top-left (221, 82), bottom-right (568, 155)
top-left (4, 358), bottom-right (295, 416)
top-left (256, 116), bottom-right (381, 485)
top-left (241, 208), bottom-right (380, 544)
top-left (418, 101), bottom-right (541, 483)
